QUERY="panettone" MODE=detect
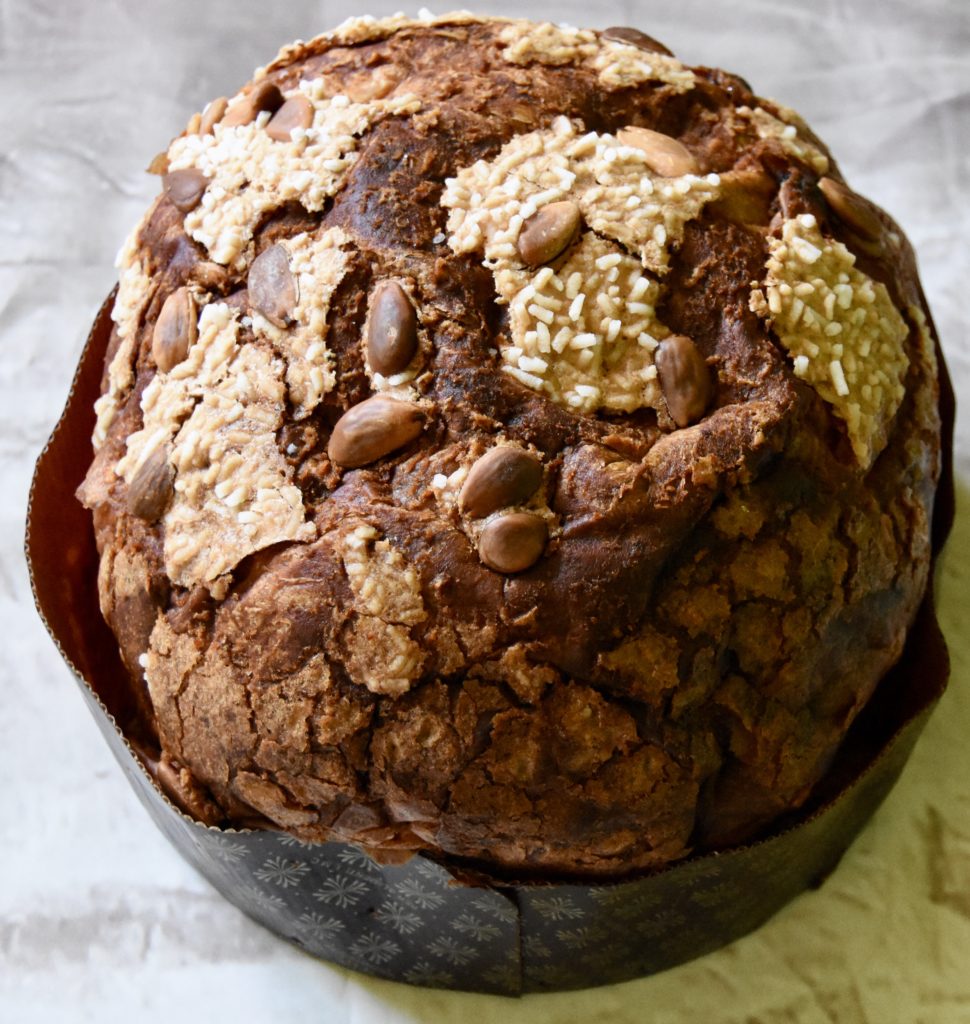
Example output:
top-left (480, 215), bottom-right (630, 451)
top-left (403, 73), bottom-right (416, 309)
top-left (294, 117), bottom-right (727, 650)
top-left (77, 13), bottom-right (941, 879)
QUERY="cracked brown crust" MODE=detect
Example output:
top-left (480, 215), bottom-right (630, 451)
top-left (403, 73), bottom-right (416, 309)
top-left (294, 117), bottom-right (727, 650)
top-left (78, 16), bottom-right (941, 878)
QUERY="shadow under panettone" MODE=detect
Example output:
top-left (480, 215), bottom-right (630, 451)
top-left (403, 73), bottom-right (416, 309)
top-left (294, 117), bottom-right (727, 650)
top-left (25, 291), bottom-right (954, 995)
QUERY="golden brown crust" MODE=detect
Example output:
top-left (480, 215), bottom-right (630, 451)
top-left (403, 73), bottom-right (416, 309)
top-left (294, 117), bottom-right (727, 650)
top-left (77, 15), bottom-right (941, 877)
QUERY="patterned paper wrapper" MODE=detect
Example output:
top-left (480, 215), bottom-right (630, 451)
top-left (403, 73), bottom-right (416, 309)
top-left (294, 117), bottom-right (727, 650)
top-left (27, 293), bottom-right (955, 996)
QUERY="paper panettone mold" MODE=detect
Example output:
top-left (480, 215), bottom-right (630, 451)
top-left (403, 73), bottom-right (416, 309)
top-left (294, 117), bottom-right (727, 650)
top-left (26, 292), bottom-right (952, 993)
top-left (28, 12), bottom-right (955, 995)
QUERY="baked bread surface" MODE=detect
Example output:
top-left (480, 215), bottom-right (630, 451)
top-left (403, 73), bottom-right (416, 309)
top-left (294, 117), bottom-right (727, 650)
top-left (78, 13), bottom-right (941, 876)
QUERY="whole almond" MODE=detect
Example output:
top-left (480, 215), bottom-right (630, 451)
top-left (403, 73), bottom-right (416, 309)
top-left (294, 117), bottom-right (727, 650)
top-left (478, 513), bottom-right (548, 574)
top-left (199, 96), bottom-right (228, 135)
top-left (602, 26), bottom-right (674, 56)
top-left (152, 287), bottom-right (198, 372)
top-left (617, 126), bottom-right (699, 177)
top-left (127, 445), bottom-right (175, 522)
top-left (252, 82), bottom-right (285, 113)
top-left (655, 334), bottom-right (713, 428)
top-left (818, 177), bottom-right (883, 242)
top-left (366, 281), bottom-right (419, 376)
top-left (221, 82), bottom-right (284, 128)
top-left (517, 201), bottom-right (582, 267)
top-left (460, 447), bottom-right (543, 519)
top-left (162, 168), bottom-right (209, 212)
top-left (328, 396), bottom-right (426, 468)
top-left (248, 244), bottom-right (296, 328)
top-left (266, 94), bottom-right (314, 142)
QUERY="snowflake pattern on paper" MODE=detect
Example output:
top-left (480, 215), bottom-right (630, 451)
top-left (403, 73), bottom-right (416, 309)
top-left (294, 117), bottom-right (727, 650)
top-left (554, 926), bottom-right (594, 950)
top-left (278, 834), bottom-right (315, 850)
top-left (427, 935), bottom-right (476, 966)
top-left (402, 960), bottom-right (457, 988)
top-left (521, 932), bottom-right (554, 960)
top-left (336, 846), bottom-right (383, 874)
top-left (375, 898), bottom-right (424, 935)
top-left (393, 877), bottom-right (446, 911)
top-left (297, 911), bottom-right (345, 942)
top-left (240, 884), bottom-right (287, 916)
top-left (471, 893), bottom-right (519, 924)
top-left (412, 858), bottom-right (446, 883)
top-left (350, 930), bottom-right (402, 965)
top-left (452, 913), bottom-right (502, 943)
top-left (209, 837), bottom-right (250, 864)
top-left (313, 874), bottom-right (371, 908)
top-left (254, 855), bottom-right (310, 888)
top-left (529, 893), bottom-right (584, 921)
